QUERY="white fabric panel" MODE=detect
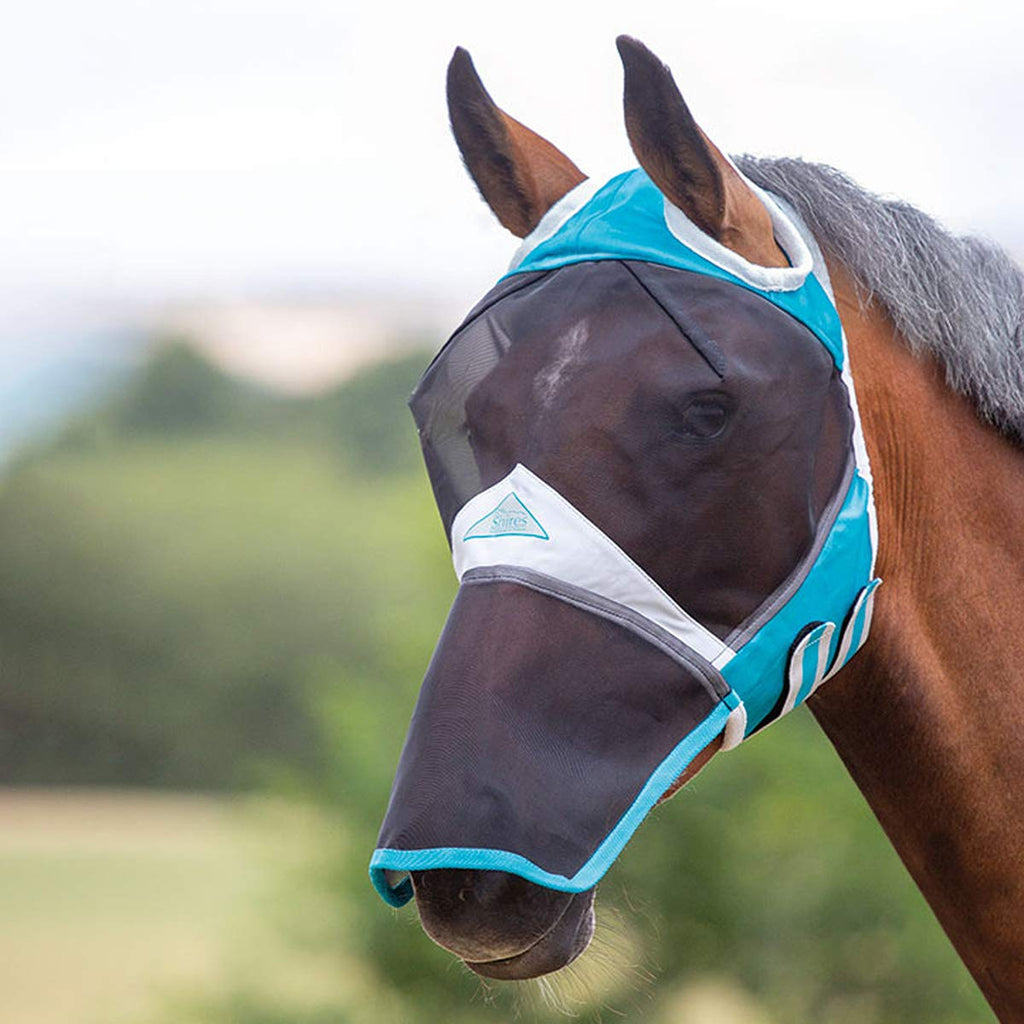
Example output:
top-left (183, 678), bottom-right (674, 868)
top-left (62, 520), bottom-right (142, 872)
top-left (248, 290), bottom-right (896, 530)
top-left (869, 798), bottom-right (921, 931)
top-left (451, 463), bottom-right (734, 667)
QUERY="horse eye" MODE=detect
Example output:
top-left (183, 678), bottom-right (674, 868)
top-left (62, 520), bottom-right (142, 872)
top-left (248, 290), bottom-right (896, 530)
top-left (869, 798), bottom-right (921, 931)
top-left (677, 395), bottom-right (731, 440)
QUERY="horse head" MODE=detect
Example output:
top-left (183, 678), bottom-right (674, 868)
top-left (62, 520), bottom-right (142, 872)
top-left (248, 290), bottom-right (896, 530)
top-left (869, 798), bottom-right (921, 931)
top-left (370, 37), bottom-right (878, 981)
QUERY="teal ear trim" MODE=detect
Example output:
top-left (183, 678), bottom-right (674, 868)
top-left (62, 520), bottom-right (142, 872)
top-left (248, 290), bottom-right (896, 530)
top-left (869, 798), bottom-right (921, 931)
top-left (505, 169), bottom-right (845, 369)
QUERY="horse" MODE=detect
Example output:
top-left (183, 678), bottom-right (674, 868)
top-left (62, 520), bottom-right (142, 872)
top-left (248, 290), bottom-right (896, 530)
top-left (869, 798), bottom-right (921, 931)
top-left (371, 37), bottom-right (1024, 1021)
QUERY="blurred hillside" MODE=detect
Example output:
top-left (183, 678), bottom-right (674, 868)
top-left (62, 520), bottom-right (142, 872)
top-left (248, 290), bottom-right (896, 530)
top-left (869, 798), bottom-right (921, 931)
top-left (0, 340), bottom-right (445, 787)
top-left (161, 293), bottom-right (458, 393)
top-left (0, 339), bottom-right (993, 1024)
top-left (0, 289), bottom-right (457, 464)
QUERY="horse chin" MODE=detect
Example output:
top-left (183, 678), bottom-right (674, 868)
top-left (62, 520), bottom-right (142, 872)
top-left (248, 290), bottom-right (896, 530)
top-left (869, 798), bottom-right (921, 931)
top-left (463, 891), bottom-right (596, 981)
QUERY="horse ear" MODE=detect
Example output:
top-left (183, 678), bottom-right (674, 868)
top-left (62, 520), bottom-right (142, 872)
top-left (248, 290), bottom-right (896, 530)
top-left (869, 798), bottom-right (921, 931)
top-left (616, 36), bottom-right (787, 266)
top-left (447, 47), bottom-right (587, 238)
top-left (616, 36), bottom-right (725, 237)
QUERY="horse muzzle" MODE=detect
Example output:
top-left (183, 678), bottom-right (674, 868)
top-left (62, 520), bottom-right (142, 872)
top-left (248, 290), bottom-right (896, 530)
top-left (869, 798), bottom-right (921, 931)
top-left (411, 868), bottom-right (595, 979)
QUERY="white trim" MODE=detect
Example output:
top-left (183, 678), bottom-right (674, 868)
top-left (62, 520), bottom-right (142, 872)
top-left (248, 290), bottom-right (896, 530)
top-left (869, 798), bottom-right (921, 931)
top-left (451, 463), bottom-right (734, 668)
top-left (720, 703), bottom-right (748, 751)
top-left (775, 195), bottom-right (880, 574)
top-left (508, 178), bottom-right (603, 271)
top-left (662, 165), bottom-right (814, 293)
top-left (810, 582), bottom-right (880, 696)
top-left (783, 622), bottom-right (835, 717)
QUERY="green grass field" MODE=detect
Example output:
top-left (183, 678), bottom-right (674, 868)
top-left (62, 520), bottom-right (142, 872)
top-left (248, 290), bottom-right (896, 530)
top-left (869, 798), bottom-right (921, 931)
top-left (0, 789), bottom-right (777, 1024)
top-left (0, 788), bottom-right (331, 1024)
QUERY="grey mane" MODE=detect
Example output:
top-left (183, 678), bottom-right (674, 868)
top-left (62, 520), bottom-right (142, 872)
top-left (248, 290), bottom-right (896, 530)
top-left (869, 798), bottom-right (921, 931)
top-left (735, 155), bottom-right (1024, 444)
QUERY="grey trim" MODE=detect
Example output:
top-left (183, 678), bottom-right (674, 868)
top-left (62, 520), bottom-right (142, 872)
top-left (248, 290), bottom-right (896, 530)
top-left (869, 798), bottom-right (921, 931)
top-left (724, 455), bottom-right (856, 649)
top-left (461, 565), bottom-right (730, 703)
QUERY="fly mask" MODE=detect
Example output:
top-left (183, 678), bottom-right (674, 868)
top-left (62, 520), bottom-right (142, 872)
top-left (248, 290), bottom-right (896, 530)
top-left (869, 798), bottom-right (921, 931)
top-left (370, 166), bottom-right (880, 907)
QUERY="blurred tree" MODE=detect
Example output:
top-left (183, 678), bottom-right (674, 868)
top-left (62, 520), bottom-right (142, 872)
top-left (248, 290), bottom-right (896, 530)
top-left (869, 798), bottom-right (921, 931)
top-left (112, 338), bottom-right (259, 435)
top-left (0, 341), bottom-right (433, 787)
top-left (305, 350), bottom-right (428, 476)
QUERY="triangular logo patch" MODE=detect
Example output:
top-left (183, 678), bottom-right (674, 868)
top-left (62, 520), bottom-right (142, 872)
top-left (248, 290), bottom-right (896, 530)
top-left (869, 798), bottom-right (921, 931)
top-left (462, 492), bottom-right (549, 541)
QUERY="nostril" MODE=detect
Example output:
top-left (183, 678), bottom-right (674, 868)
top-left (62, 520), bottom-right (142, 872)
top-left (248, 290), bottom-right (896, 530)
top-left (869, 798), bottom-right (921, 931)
top-left (410, 869), bottom-right (576, 962)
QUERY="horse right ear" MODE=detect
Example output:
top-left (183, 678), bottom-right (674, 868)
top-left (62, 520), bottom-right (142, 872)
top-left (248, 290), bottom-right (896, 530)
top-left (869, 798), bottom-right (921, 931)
top-left (446, 47), bottom-right (587, 238)
top-left (616, 35), bottom-right (726, 238)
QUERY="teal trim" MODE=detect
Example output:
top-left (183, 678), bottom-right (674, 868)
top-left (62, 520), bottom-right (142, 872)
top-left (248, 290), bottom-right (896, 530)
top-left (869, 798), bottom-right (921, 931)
top-left (369, 695), bottom-right (736, 906)
top-left (505, 169), bottom-right (845, 369)
top-left (371, 868), bottom-right (413, 908)
top-left (721, 472), bottom-right (874, 734)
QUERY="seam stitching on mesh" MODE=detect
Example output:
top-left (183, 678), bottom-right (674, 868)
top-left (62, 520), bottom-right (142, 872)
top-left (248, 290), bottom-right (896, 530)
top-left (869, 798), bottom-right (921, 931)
top-left (462, 565), bottom-right (729, 703)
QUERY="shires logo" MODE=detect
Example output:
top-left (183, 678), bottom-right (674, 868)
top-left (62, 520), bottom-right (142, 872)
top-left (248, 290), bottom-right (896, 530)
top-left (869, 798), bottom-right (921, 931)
top-left (462, 492), bottom-right (549, 541)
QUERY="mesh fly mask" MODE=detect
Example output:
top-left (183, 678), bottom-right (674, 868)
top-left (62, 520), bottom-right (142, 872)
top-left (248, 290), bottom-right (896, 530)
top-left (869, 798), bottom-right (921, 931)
top-left (370, 167), bottom-right (880, 907)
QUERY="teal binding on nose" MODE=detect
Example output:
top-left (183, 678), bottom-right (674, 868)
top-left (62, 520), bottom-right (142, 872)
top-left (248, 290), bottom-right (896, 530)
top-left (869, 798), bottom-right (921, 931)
top-left (369, 697), bottom-right (735, 904)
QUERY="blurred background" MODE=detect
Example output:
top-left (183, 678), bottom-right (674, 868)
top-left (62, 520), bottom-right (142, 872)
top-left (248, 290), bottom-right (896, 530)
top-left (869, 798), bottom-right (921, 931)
top-left (1, 1), bottom-right (1017, 1021)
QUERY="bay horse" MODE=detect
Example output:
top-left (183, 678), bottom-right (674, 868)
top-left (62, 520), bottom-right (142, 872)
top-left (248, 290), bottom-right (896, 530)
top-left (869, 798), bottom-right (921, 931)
top-left (373, 37), bottom-right (1024, 1020)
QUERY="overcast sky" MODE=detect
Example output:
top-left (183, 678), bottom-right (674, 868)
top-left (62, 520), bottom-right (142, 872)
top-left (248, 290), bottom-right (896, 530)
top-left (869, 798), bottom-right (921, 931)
top-left (2, 0), bottom-right (1022, 308)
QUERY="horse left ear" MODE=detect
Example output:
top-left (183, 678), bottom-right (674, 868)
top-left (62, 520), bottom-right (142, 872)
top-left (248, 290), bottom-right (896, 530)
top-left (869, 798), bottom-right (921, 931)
top-left (616, 36), bottom-right (787, 267)
top-left (447, 47), bottom-right (587, 238)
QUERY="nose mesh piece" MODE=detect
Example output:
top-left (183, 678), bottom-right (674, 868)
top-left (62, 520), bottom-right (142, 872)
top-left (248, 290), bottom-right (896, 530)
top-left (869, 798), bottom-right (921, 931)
top-left (374, 580), bottom-right (728, 887)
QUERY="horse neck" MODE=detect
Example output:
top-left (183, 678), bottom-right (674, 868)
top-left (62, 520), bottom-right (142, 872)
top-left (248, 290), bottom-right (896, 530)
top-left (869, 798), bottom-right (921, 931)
top-left (806, 262), bottom-right (1024, 1021)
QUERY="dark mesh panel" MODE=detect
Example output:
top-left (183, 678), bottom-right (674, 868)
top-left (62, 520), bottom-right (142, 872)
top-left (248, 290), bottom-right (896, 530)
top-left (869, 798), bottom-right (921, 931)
top-left (410, 271), bottom-right (549, 532)
top-left (409, 259), bottom-right (857, 634)
top-left (376, 580), bottom-right (722, 878)
top-left (411, 267), bottom-right (593, 533)
top-left (412, 312), bottom-right (514, 532)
